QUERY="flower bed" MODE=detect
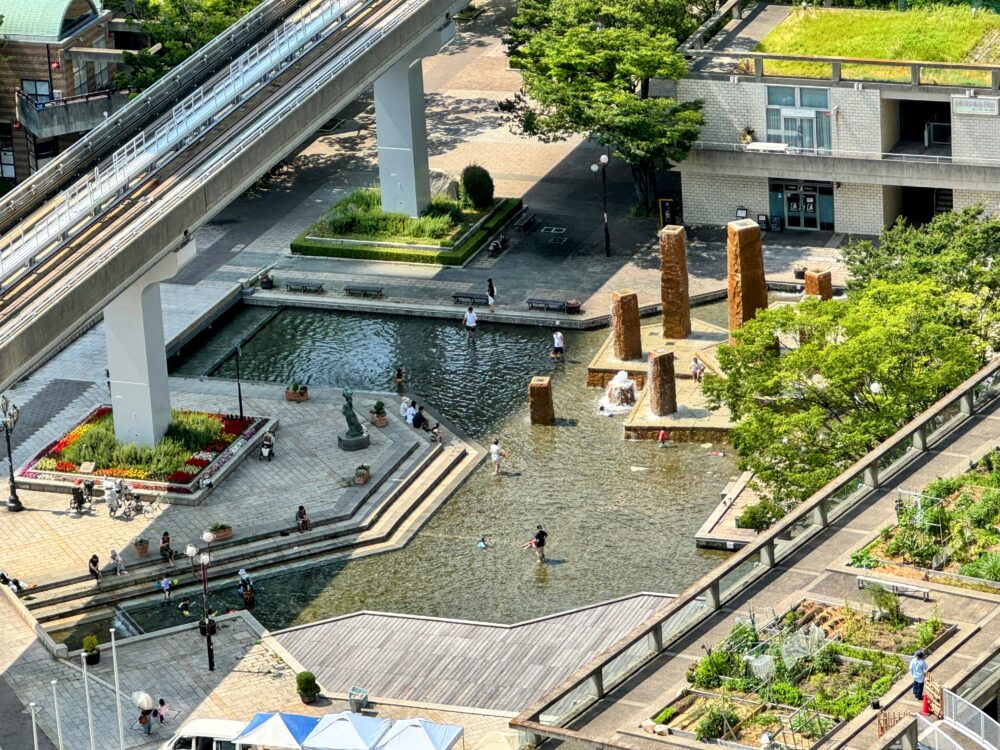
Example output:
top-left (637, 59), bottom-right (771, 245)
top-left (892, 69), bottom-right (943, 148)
top-left (19, 407), bottom-right (266, 494)
top-left (849, 449), bottom-right (1000, 592)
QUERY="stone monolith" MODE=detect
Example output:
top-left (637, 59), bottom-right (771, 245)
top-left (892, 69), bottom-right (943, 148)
top-left (727, 219), bottom-right (768, 342)
top-left (648, 349), bottom-right (677, 416)
top-left (529, 376), bottom-right (555, 425)
top-left (611, 289), bottom-right (642, 360)
top-left (804, 270), bottom-right (833, 301)
top-left (659, 225), bottom-right (691, 340)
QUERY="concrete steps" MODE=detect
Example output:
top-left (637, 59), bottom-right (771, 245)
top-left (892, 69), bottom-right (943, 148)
top-left (35, 445), bottom-right (472, 631)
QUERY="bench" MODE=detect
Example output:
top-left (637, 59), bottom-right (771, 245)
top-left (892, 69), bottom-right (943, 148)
top-left (527, 298), bottom-right (566, 312)
top-left (285, 280), bottom-right (325, 293)
top-left (345, 285), bottom-right (384, 298)
top-left (514, 211), bottom-right (538, 232)
top-left (857, 575), bottom-right (930, 601)
top-left (452, 292), bottom-right (490, 306)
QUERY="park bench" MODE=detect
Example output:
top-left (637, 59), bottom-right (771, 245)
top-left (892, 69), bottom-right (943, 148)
top-left (285, 280), bottom-right (325, 293)
top-left (527, 298), bottom-right (567, 312)
top-left (452, 292), bottom-right (490, 306)
top-left (514, 211), bottom-right (538, 232)
top-left (345, 285), bottom-right (384, 298)
top-left (857, 575), bottom-right (930, 601)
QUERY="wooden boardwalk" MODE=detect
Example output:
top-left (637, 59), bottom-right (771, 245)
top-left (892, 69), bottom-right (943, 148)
top-left (270, 593), bottom-right (673, 713)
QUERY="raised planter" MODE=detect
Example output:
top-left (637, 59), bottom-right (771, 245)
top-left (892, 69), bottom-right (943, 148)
top-left (134, 540), bottom-right (149, 558)
top-left (210, 527), bottom-right (233, 541)
top-left (84, 650), bottom-right (100, 666)
top-left (354, 470), bottom-right (371, 485)
top-left (285, 389), bottom-right (309, 402)
top-left (370, 413), bottom-right (388, 428)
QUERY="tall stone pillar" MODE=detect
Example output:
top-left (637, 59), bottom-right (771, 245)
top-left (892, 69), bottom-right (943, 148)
top-left (804, 270), bottom-right (833, 300)
top-left (727, 219), bottom-right (768, 342)
top-left (529, 376), bottom-right (555, 425)
top-left (611, 290), bottom-right (642, 361)
top-left (659, 225), bottom-right (691, 340)
top-left (105, 242), bottom-right (193, 447)
top-left (648, 350), bottom-right (677, 416)
top-left (374, 58), bottom-right (431, 217)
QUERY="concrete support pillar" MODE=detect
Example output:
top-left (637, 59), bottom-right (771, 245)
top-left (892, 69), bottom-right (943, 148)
top-left (811, 499), bottom-right (829, 528)
top-left (611, 289), bottom-right (642, 361)
top-left (804, 270), bottom-right (833, 300)
top-left (761, 539), bottom-right (776, 568)
top-left (528, 376), bottom-right (555, 425)
top-left (374, 57), bottom-right (431, 217)
top-left (105, 244), bottom-right (193, 447)
top-left (706, 580), bottom-right (721, 611)
top-left (648, 350), bottom-right (677, 416)
top-left (659, 226), bottom-right (691, 340)
top-left (912, 426), bottom-right (928, 451)
top-left (726, 219), bottom-right (768, 343)
top-left (960, 391), bottom-right (975, 416)
top-left (863, 465), bottom-right (879, 489)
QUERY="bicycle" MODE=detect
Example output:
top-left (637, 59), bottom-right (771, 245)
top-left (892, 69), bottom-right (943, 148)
top-left (141, 493), bottom-right (164, 519)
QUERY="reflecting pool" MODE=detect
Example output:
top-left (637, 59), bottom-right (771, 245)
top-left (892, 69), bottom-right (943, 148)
top-left (141, 307), bottom-right (735, 630)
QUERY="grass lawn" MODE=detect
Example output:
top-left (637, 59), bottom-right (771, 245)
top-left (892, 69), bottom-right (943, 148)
top-left (754, 7), bottom-right (1000, 85)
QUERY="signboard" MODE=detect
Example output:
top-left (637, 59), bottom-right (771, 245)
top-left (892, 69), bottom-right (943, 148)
top-left (657, 198), bottom-right (675, 228)
top-left (780, 107), bottom-right (817, 119)
top-left (952, 96), bottom-right (999, 116)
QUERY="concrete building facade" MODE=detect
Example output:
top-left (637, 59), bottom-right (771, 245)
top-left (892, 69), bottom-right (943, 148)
top-left (0, 0), bottom-right (129, 183)
top-left (672, 2), bottom-right (1000, 235)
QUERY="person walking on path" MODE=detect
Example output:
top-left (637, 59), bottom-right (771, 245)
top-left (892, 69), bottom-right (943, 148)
top-left (464, 306), bottom-right (477, 338)
top-left (522, 525), bottom-right (548, 562)
top-left (140, 707), bottom-right (154, 736)
top-left (552, 329), bottom-right (564, 361)
top-left (489, 438), bottom-right (507, 475)
top-left (486, 279), bottom-right (497, 313)
top-left (88, 554), bottom-right (101, 586)
top-left (156, 698), bottom-right (167, 726)
top-left (910, 649), bottom-right (928, 700)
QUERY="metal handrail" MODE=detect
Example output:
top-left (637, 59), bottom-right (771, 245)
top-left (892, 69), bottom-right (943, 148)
top-left (511, 356), bottom-right (1000, 745)
top-left (0, 0), bottom-right (453, 347)
top-left (692, 140), bottom-right (962, 166)
top-left (0, 0), bottom-right (301, 232)
top-left (0, 0), bottom-right (365, 284)
top-left (16, 87), bottom-right (131, 111)
top-left (944, 689), bottom-right (1000, 749)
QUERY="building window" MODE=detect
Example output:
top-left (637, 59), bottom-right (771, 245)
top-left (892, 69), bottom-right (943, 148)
top-left (21, 79), bottom-right (53, 103)
top-left (0, 125), bottom-right (14, 180)
top-left (765, 86), bottom-right (831, 153)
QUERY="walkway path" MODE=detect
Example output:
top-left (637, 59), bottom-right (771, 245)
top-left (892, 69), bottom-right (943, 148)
top-left (271, 593), bottom-right (674, 714)
top-left (558, 397), bottom-right (1000, 749)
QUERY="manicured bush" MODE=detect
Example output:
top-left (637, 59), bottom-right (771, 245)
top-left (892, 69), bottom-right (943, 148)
top-left (313, 187), bottom-right (472, 244)
top-left (296, 671), bottom-right (320, 697)
top-left (652, 705), bottom-right (677, 724)
top-left (82, 635), bottom-right (100, 653)
top-left (735, 498), bottom-right (785, 532)
top-left (461, 164), bottom-right (495, 209)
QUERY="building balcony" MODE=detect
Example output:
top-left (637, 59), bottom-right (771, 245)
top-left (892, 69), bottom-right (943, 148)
top-left (16, 88), bottom-right (131, 140)
top-left (685, 140), bottom-right (1000, 191)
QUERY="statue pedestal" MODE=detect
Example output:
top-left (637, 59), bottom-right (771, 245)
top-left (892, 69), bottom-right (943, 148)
top-left (338, 432), bottom-right (370, 451)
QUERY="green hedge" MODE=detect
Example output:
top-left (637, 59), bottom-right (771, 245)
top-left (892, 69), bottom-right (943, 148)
top-left (291, 198), bottom-right (523, 265)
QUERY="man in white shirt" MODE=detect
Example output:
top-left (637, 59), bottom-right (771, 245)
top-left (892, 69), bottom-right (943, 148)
top-left (405, 402), bottom-right (417, 426)
top-left (552, 329), bottom-right (564, 361)
top-left (464, 306), bottom-right (477, 338)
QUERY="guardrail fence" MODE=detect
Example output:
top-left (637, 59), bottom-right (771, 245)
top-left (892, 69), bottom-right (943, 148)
top-left (944, 688), bottom-right (1000, 749)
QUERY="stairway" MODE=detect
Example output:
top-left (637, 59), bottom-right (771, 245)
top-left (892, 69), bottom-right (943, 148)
top-left (934, 188), bottom-right (954, 215)
top-left (29, 444), bottom-right (479, 632)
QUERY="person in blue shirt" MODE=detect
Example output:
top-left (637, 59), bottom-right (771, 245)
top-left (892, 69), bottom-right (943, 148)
top-left (909, 649), bottom-right (928, 700)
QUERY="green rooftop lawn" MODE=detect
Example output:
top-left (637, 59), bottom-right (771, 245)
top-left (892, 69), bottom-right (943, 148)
top-left (753, 7), bottom-right (1000, 85)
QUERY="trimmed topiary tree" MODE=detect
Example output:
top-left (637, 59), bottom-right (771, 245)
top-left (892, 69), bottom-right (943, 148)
top-left (460, 164), bottom-right (494, 209)
top-left (297, 671), bottom-right (320, 703)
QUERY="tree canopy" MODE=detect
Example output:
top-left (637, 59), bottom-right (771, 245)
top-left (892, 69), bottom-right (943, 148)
top-left (500, 0), bottom-right (704, 208)
top-left (108, 0), bottom-right (260, 92)
top-left (704, 278), bottom-right (988, 511)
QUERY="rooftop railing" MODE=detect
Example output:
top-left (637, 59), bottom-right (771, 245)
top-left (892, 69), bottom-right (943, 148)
top-left (511, 356), bottom-right (1000, 748)
top-left (691, 140), bottom-right (972, 166)
top-left (16, 87), bottom-right (131, 111)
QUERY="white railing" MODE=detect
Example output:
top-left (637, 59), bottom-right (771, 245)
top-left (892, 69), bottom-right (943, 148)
top-left (944, 688), bottom-right (1000, 750)
top-left (0, 0), bottom-right (367, 285)
top-left (918, 715), bottom-right (968, 750)
top-left (692, 140), bottom-right (967, 165)
top-left (0, 0), bottom-right (446, 345)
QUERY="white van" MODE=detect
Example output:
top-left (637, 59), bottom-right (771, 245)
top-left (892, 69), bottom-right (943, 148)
top-left (159, 718), bottom-right (246, 750)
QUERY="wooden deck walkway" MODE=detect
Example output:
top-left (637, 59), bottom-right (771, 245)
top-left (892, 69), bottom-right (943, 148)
top-left (270, 593), bottom-right (673, 713)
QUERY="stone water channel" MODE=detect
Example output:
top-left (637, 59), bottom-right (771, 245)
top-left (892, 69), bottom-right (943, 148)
top-left (120, 305), bottom-right (737, 633)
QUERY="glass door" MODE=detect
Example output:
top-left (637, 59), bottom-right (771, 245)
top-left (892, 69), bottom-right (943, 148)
top-left (785, 187), bottom-right (802, 229)
top-left (801, 186), bottom-right (818, 229)
top-left (782, 116), bottom-right (816, 152)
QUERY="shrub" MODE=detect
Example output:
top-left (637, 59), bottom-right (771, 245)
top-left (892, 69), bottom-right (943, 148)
top-left (166, 411), bottom-right (223, 448)
top-left (849, 547), bottom-right (879, 569)
top-left (694, 703), bottom-right (739, 741)
top-left (968, 490), bottom-right (1000, 528)
top-left (460, 164), bottom-right (494, 209)
top-left (296, 671), bottom-right (320, 697)
top-left (693, 650), bottom-right (740, 689)
top-left (736, 499), bottom-right (785, 532)
top-left (867, 585), bottom-right (907, 628)
top-left (371, 400), bottom-right (386, 416)
top-left (811, 647), bottom-right (837, 675)
top-left (916, 609), bottom-right (944, 649)
top-left (726, 621), bottom-right (758, 653)
top-left (82, 635), bottom-right (100, 653)
top-left (959, 552), bottom-right (1000, 581)
top-left (652, 705), bottom-right (677, 724)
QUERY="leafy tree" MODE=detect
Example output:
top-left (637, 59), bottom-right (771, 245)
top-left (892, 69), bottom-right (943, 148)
top-left (703, 281), bottom-right (987, 506)
top-left (842, 205), bottom-right (1000, 344)
top-left (112, 0), bottom-right (260, 92)
top-left (501, 0), bottom-right (705, 209)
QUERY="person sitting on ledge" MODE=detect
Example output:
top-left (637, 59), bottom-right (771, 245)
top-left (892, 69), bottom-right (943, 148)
top-left (296, 505), bottom-right (312, 533)
top-left (412, 406), bottom-right (430, 431)
top-left (159, 532), bottom-right (176, 564)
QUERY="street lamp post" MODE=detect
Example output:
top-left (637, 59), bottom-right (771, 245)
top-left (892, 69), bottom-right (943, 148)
top-left (1, 395), bottom-right (22, 511)
top-left (185, 543), bottom-right (199, 578)
top-left (199, 552), bottom-right (215, 671)
top-left (51, 679), bottom-right (64, 750)
top-left (590, 153), bottom-right (611, 258)
top-left (234, 343), bottom-right (244, 420)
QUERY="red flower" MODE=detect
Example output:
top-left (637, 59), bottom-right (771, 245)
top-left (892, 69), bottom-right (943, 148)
top-left (55, 461), bottom-right (78, 472)
top-left (204, 439), bottom-right (230, 453)
top-left (185, 457), bottom-right (210, 469)
top-left (220, 417), bottom-right (252, 435)
top-left (166, 470), bottom-right (196, 483)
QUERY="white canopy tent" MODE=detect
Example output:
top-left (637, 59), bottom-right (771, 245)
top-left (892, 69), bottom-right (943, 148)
top-left (375, 718), bottom-right (464, 750)
top-left (303, 712), bottom-right (391, 750)
top-left (235, 712), bottom-right (319, 748)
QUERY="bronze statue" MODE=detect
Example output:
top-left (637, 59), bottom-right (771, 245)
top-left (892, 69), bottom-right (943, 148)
top-left (342, 388), bottom-right (365, 438)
